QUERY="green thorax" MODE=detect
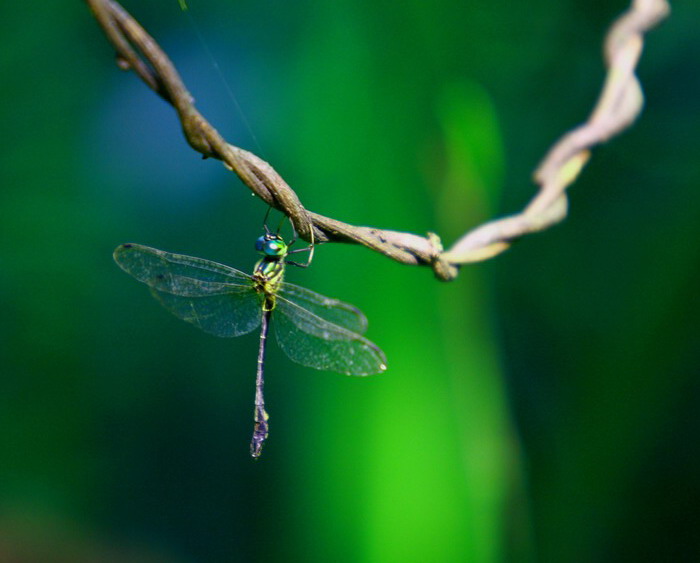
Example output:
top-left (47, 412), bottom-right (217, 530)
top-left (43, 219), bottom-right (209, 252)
top-left (252, 233), bottom-right (288, 309)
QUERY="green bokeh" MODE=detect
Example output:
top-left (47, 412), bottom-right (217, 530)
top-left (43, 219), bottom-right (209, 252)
top-left (1, 1), bottom-right (698, 562)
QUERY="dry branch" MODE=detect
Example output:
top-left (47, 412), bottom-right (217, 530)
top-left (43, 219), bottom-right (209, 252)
top-left (85, 0), bottom-right (669, 281)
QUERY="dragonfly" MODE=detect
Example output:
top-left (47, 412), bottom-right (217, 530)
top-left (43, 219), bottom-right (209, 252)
top-left (113, 231), bottom-right (387, 458)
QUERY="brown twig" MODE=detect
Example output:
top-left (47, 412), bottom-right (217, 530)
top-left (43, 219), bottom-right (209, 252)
top-left (85, 0), bottom-right (669, 281)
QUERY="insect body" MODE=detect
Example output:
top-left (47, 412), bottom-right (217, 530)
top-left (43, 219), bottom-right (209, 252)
top-left (113, 234), bottom-right (386, 458)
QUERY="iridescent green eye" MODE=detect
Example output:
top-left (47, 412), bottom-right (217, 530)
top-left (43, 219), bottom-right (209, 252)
top-left (255, 235), bottom-right (287, 257)
top-left (269, 239), bottom-right (287, 255)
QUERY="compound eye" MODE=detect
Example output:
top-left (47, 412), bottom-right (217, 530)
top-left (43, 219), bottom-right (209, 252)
top-left (265, 239), bottom-right (286, 256)
top-left (256, 235), bottom-right (287, 256)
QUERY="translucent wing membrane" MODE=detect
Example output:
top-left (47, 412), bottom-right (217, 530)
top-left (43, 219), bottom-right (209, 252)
top-left (114, 243), bottom-right (387, 370)
top-left (114, 244), bottom-right (262, 337)
top-left (277, 282), bottom-right (369, 335)
top-left (151, 288), bottom-right (262, 337)
top-left (273, 296), bottom-right (387, 376)
top-left (114, 244), bottom-right (252, 292)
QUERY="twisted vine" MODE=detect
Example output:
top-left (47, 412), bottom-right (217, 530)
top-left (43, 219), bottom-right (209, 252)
top-left (85, 0), bottom-right (669, 281)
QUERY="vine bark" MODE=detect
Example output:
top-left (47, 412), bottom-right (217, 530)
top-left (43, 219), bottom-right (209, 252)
top-left (85, 0), bottom-right (669, 281)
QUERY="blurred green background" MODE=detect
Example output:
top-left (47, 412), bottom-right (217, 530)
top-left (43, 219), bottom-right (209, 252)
top-left (1, 1), bottom-right (699, 561)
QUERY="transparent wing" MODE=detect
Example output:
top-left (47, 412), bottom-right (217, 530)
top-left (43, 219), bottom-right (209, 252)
top-left (277, 282), bottom-right (368, 334)
top-left (114, 243), bottom-right (262, 337)
top-left (273, 296), bottom-right (387, 376)
top-left (114, 243), bottom-right (252, 293)
top-left (149, 288), bottom-right (262, 337)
